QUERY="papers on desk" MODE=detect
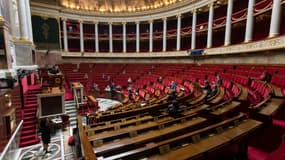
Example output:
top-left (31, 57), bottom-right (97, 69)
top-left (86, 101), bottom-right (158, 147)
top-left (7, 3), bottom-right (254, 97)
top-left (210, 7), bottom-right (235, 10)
top-left (51, 117), bottom-right (62, 124)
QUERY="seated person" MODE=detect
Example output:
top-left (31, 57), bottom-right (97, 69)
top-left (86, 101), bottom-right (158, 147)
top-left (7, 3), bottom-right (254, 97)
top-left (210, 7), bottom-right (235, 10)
top-left (167, 91), bottom-right (177, 102)
top-left (170, 81), bottom-right (177, 91)
top-left (167, 100), bottom-right (180, 118)
top-left (208, 84), bottom-right (218, 97)
top-left (260, 71), bottom-right (272, 83)
top-left (127, 77), bottom-right (132, 84)
top-left (49, 65), bottom-right (59, 74)
top-left (203, 80), bottom-right (212, 94)
top-left (93, 83), bottom-right (100, 92)
top-left (110, 82), bottom-right (116, 98)
top-left (216, 74), bottom-right (222, 86)
top-left (104, 85), bottom-right (111, 91)
top-left (128, 88), bottom-right (133, 101)
top-left (157, 76), bottom-right (163, 83)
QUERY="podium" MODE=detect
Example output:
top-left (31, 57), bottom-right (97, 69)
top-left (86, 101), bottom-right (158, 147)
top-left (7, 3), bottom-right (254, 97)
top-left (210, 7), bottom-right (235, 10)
top-left (37, 87), bottom-right (65, 118)
top-left (72, 82), bottom-right (84, 104)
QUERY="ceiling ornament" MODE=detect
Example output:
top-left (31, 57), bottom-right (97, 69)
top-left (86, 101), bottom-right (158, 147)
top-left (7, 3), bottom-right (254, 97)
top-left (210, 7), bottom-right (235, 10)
top-left (60, 0), bottom-right (185, 13)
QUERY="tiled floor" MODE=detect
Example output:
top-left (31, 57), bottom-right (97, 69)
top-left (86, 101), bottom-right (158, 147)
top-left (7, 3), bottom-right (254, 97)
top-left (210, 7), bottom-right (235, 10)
top-left (19, 127), bottom-right (76, 160)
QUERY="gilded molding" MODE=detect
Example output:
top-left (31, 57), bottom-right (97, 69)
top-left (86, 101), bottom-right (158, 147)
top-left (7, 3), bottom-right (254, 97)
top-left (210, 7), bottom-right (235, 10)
top-left (204, 35), bottom-right (285, 55)
top-left (31, 0), bottom-right (216, 22)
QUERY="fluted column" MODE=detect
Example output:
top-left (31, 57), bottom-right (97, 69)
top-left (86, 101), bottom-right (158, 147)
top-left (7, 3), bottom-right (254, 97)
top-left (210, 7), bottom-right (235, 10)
top-left (18, 0), bottom-right (29, 40)
top-left (207, 3), bottom-right (214, 48)
top-left (25, 0), bottom-right (33, 42)
top-left (109, 22), bottom-right (113, 53)
top-left (79, 21), bottom-right (84, 52)
top-left (123, 22), bottom-right (127, 53)
top-left (149, 20), bottom-right (153, 52)
top-left (224, 0), bottom-right (233, 45)
top-left (136, 22), bottom-right (140, 53)
top-left (176, 15), bottom-right (181, 51)
top-left (191, 10), bottom-right (197, 50)
top-left (245, 0), bottom-right (255, 42)
top-left (95, 22), bottom-right (99, 52)
top-left (63, 19), bottom-right (68, 52)
top-left (269, 0), bottom-right (281, 37)
top-left (163, 18), bottom-right (167, 52)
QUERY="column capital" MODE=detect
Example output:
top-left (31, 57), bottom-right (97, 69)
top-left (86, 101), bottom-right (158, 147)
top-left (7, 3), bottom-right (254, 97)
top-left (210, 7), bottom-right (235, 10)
top-left (108, 22), bottom-right (113, 25)
top-left (162, 17), bottom-right (167, 21)
top-left (135, 21), bottom-right (140, 24)
top-left (78, 20), bottom-right (84, 23)
top-left (93, 21), bottom-right (99, 24)
top-left (148, 20), bottom-right (153, 23)
top-left (122, 22), bottom-right (127, 25)
top-left (61, 17), bottom-right (67, 21)
top-left (208, 2), bottom-right (214, 7)
top-left (191, 9), bottom-right (197, 14)
top-left (176, 14), bottom-right (181, 18)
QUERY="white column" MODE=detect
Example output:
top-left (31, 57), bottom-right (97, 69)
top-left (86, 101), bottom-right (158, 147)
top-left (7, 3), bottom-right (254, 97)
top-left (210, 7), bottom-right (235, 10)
top-left (269, 0), bottom-right (281, 37)
top-left (63, 19), bottom-right (68, 52)
top-left (176, 15), bottom-right (181, 51)
top-left (0, 2), bottom-right (2, 19)
top-left (245, 0), bottom-right (255, 42)
top-left (95, 22), bottom-right (99, 52)
top-left (109, 23), bottom-right (113, 53)
top-left (17, 0), bottom-right (29, 40)
top-left (8, 0), bottom-right (16, 36)
top-left (25, 0), bottom-right (33, 42)
top-left (207, 3), bottom-right (214, 48)
top-left (224, 0), bottom-right (233, 45)
top-left (136, 22), bottom-right (140, 53)
top-left (163, 18), bottom-right (167, 52)
top-left (191, 10), bottom-right (197, 50)
top-left (80, 22), bottom-right (84, 52)
top-left (123, 22), bottom-right (127, 53)
top-left (149, 20), bottom-right (153, 52)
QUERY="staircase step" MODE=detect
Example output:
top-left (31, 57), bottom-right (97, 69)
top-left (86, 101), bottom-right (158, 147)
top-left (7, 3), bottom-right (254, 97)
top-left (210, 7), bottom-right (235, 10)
top-left (25, 100), bottom-right (37, 104)
top-left (25, 104), bottom-right (37, 108)
top-left (23, 120), bottom-right (37, 126)
top-left (24, 111), bottom-right (36, 116)
top-left (21, 129), bottom-right (36, 136)
top-left (24, 115), bottom-right (36, 121)
top-left (23, 108), bottom-right (37, 112)
top-left (19, 138), bottom-right (40, 148)
top-left (22, 125), bottom-right (35, 131)
top-left (20, 134), bottom-right (36, 141)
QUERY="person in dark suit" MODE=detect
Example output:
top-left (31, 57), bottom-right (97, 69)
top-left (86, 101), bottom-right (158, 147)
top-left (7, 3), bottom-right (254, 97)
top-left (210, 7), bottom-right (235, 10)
top-left (203, 80), bottom-right (212, 95)
top-left (39, 118), bottom-right (51, 154)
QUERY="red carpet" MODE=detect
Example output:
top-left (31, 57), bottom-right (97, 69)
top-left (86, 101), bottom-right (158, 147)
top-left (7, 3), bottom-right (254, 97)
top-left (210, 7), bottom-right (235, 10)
top-left (248, 146), bottom-right (268, 160)
top-left (19, 85), bottom-right (41, 148)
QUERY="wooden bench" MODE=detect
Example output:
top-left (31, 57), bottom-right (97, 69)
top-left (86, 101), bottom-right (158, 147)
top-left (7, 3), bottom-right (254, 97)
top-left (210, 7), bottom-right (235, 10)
top-left (210, 101), bottom-right (241, 116)
top-left (93, 116), bottom-right (207, 157)
top-left (101, 113), bottom-right (252, 160)
top-left (208, 87), bottom-right (225, 104)
top-left (148, 119), bottom-right (261, 160)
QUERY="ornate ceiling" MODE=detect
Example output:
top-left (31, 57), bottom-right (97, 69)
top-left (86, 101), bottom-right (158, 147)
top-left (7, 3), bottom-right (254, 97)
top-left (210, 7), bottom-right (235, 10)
top-left (60, 0), bottom-right (185, 13)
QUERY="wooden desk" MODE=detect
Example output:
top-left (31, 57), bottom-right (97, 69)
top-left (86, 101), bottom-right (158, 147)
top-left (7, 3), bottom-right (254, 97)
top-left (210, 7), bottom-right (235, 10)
top-left (258, 98), bottom-right (284, 116)
top-left (93, 117), bottom-right (206, 157)
top-left (103, 113), bottom-right (246, 160)
top-left (236, 84), bottom-right (248, 101)
top-left (208, 87), bottom-right (225, 104)
top-left (149, 135), bottom-right (230, 160)
top-left (86, 115), bottom-right (154, 135)
top-left (211, 101), bottom-right (240, 116)
top-left (148, 119), bottom-right (262, 160)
